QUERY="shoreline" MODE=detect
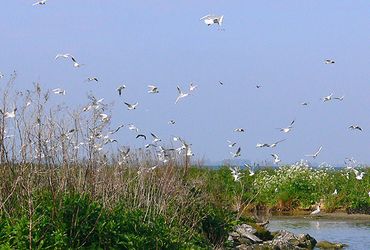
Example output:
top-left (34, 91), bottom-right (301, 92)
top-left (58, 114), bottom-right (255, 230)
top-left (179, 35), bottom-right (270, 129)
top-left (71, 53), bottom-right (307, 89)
top-left (270, 212), bottom-right (370, 221)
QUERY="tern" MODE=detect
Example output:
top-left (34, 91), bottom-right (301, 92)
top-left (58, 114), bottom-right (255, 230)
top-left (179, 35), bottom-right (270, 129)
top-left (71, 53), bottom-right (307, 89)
top-left (148, 85), bottom-right (159, 94)
top-left (124, 102), bottom-right (138, 110)
top-left (71, 56), bottom-right (83, 68)
top-left (229, 166), bottom-right (242, 182)
top-left (244, 164), bottom-right (255, 176)
top-left (234, 128), bottom-right (245, 132)
top-left (109, 124), bottom-right (124, 134)
top-left (168, 120), bottom-right (176, 125)
top-left (301, 102), bottom-right (309, 106)
top-left (310, 205), bottom-right (321, 215)
top-left (353, 169), bottom-right (365, 180)
top-left (117, 85), bottom-right (126, 96)
top-left (189, 83), bottom-right (198, 91)
top-left (349, 125), bottom-right (362, 131)
top-left (55, 53), bottom-right (71, 60)
top-left (271, 154), bottom-right (281, 164)
top-left (175, 86), bottom-right (189, 104)
top-left (87, 77), bottom-right (99, 82)
top-left (230, 147), bottom-right (241, 158)
top-left (305, 146), bottom-right (323, 159)
top-left (151, 133), bottom-right (162, 143)
top-left (52, 88), bottom-right (65, 95)
top-left (227, 140), bottom-right (236, 148)
top-left (200, 15), bottom-right (224, 26)
top-left (0, 108), bottom-right (16, 118)
top-left (322, 93), bottom-right (333, 102)
top-left (136, 134), bottom-right (147, 140)
top-left (324, 59), bottom-right (335, 64)
top-left (334, 95), bottom-right (344, 101)
top-left (332, 189), bottom-right (338, 195)
top-left (33, 0), bottom-right (47, 6)
top-left (278, 120), bottom-right (295, 133)
top-left (268, 139), bottom-right (286, 148)
top-left (128, 124), bottom-right (139, 132)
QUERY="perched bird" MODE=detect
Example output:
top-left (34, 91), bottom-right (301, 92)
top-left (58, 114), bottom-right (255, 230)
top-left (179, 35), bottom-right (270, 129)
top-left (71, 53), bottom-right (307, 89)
top-left (322, 93), bottom-right (333, 102)
top-left (52, 88), bottom-right (66, 95)
top-left (230, 147), bottom-right (241, 158)
top-left (349, 125), bottom-right (362, 131)
top-left (175, 86), bottom-right (189, 104)
top-left (200, 15), bottom-right (224, 26)
top-left (310, 205), bottom-right (321, 215)
top-left (99, 113), bottom-right (110, 122)
top-left (117, 85), bottom-right (126, 96)
top-left (234, 128), bottom-right (245, 132)
top-left (324, 59), bottom-right (335, 64)
top-left (219, 81), bottom-right (224, 85)
top-left (271, 154), bottom-right (281, 164)
top-left (33, 0), bottom-right (47, 6)
top-left (256, 85), bottom-right (262, 89)
top-left (278, 120), bottom-right (295, 133)
top-left (305, 146), bottom-right (323, 159)
top-left (124, 102), bottom-right (138, 110)
top-left (148, 85), bottom-right (159, 94)
top-left (189, 83), bottom-right (198, 91)
top-left (136, 134), bottom-right (147, 140)
top-left (227, 140), bottom-right (236, 148)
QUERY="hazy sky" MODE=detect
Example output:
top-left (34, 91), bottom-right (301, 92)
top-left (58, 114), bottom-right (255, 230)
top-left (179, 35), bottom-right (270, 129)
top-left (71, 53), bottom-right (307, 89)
top-left (0, 1), bottom-right (370, 165)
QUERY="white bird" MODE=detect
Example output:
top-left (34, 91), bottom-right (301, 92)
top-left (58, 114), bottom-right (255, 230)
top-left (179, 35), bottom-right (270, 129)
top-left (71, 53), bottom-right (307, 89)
top-left (353, 169), bottom-right (365, 180)
top-left (334, 95), bottom-right (344, 101)
top-left (332, 189), bottom-right (338, 195)
top-left (99, 113), bottom-right (110, 123)
top-left (324, 59), bottom-right (335, 64)
top-left (234, 128), bottom-right (245, 132)
top-left (256, 143), bottom-right (270, 148)
top-left (349, 125), bottom-right (362, 131)
top-left (310, 205), bottom-right (321, 215)
top-left (52, 88), bottom-right (65, 95)
top-left (268, 139), bottom-right (286, 148)
top-left (244, 164), bottom-right (255, 176)
top-left (278, 120), bottom-right (295, 133)
top-left (305, 146), bottom-right (323, 159)
top-left (124, 102), bottom-right (138, 110)
top-left (227, 140), bottom-right (236, 148)
top-left (87, 77), bottom-right (99, 83)
top-left (1, 108), bottom-right (16, 118)
top-left (117, 85), bottom-right (126, 96)
top-left (189, 83), bottom-right (198, 91)
top-left (71, 56), bottom-right (83, 68)
top-left (322, 93), bottom-right (333, 102)
top-left (109, 124), bottom-right (124, 134)
top-left (128, 124), bottom-right (139, 132)
top-left (33, 0), bottom-right (47, 6)
top-left (168, 120), bottom-right (176, 125)
top-left (55, 53), bottom-right (71, 60)
top-left (271, 154), bottom-right (281, 164)
top-left (230, 147), bottom-right (241, 158)
top-left (148, 85), bottom-right (159, 94)
top-left (229, 166), bottom-right (242, 182)
top-left (200, 15), bottom-right (224, 26)
top-left (175, 86), bottom-right (189, 104)
top-left (151, 133), bottom-right (162, 143)
top-left (0, 73), bottom-right (4, 79)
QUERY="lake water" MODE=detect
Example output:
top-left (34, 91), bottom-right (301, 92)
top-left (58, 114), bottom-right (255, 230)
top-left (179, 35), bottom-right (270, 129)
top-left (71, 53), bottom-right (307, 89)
top-left (268, 217), bottom-right (370, 250)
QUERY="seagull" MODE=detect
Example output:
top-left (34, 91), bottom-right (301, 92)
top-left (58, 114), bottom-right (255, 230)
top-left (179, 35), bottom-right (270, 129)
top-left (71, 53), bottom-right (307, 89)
top-left (136, 134), bottom-right (147, 140)
top-left (32, 0), bottom-right (47, 6)
top-left (322, 93), bottom-right (333, 102)
top-left (52, 88), bottom-right (66, 95)
top-left (128, 124), bottom-right (139, 132)
top-left (271, 154), bottom-right (281, 164)
top-left (229, 166), bottom-right (242, 182)
top-left (71, 56), bottom-right (83, 68)
top-left (117, 85), bottom-right (126, 96)
top-left (230, 147), bottom-right (241, 158)
top-left (234, 128), bottom-right (245, 132)
top-left (55, 53), bottom-right (71, 60)
top-left (87, 77), bottom-right (99, 83)
top-left (227, 140), bottom-right (236, 148)
top-left (310, 205), bottom-right (321, 215)
top-left (256, 143), bottom-right (270, 148)
top-left (349, 125), bottom-right (362, 131)
top-left (124, 102), bottom-right (138, 110)
top-left (109, 124), bottom-right (124, 134)
top-left (324, 59), bottom-right (335, 64)
top-left (168, 120), bottom-right (176, 125)
top-left (278, 120), bottom-right (295, 133)
top-left (145, 143), bottom-right (157, 149)
top-left (151, 133), bottom-right (162, 143)
top-left (148, 85), bottom-right (159, 94)
top-left (200, 14), bottom-right (224, 26)
top-left (301, 102), bottom-right (309, 106)
top-left (268, 139), bottom-right (286, 148)
top-left (353, 169), bottom-right (365, 180)
top-left (244, 164), bottom-right (255, 176)
top-left (305, 146), bottom-right (323, 159)
top-left (189, 83), bottom-right (198, 92)
top-left (119, 147), bottom-right (130, 161)
top-left (175, 86), bottom-right (189, 104)
top-left (334, 95), bottom-right (344, 101)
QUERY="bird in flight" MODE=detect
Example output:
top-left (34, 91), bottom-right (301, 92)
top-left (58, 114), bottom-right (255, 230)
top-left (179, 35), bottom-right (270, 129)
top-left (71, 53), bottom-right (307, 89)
top-left (168, 120), bottom-right (176, 125)
top-left (334, 95), bottom-right (344, 101)
top-left (109, 124), bottom-right (124, 134)
top-left (136, 134), bottom-right (147, 140)
top-left (33, 0), bottom-right (47, 6)
top-left (128, 124), bottom-right (139, 132)
top-left (148, 85), bottom-right (159, 94)
top-left (52, 88), bottom-right (66, 95)
top-left (227, 140), bottom-right (236, 148)
top-left (234, 128), bottom-right (245, 132)
top-left (151, 133), bottom-right (162, 143)
top-left (230, 147), bottom-right (241, 158)
top-left (267, 139), bottom-right (286, 148)
top-left (117, 85), bottom-right (126, 96)
top-left (87, 77), bottom-right (99, 83)
top-left (229, 166), bottom-right (242, 182)
top-left (256, 85), bottom-right (262, 89)
top-left (124, 102), bottom-right (138, 110)
top-left (1, 108), bottom-right (17, 119)
top-left (55, 53), bottom-right (72, 60)
top-left (71, 56), bottom-right (83, 68)
top-left (305, 146), bottom-right (323, 159)
top-left (322, 93), bottom-right (333, 102)
top-left (189, 83), bottom-right (198, 92)
top-left (175, 86), bottom-right (189, 104)
top-left (200, 15), bottom-right (224, 26)
top-left (271, 154), bottom-right (281, 164)
top-left (278, 120), bottom-right (295, 133)
top-left (349, 125), bottom-right (362, 131)
top-left (301, 102), bottom-right (309, 106)
top-left (324, 59), bottom-right (335, 64)
top-left (219, 81), bottom-right (224, 85)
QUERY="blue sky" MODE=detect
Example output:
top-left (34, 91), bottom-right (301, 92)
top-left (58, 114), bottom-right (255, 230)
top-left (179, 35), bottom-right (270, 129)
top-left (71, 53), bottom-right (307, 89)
top-left (0, 1), bottom-right (370, 165)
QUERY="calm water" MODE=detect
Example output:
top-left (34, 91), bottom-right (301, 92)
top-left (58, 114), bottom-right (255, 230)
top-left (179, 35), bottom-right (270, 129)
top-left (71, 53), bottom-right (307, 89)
top-left (268, 217), bottom-right (370, 250)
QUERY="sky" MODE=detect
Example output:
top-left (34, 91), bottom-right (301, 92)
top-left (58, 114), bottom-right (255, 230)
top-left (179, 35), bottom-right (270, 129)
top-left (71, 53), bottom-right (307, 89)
top-left (0, 1), bottom-right (370, 165)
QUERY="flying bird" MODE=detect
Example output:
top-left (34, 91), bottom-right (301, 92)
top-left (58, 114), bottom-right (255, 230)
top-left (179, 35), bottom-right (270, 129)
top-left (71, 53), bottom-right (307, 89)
top-left (229, 166), bottom-right (242, 182)
top-left (52, 88), bottom-right (66, 95)
top-left (219, 81), bottom-right (224, 85)
top-left (268, 139), bottom-right (286, 148)
top-left (175, 86), bottom-right (189, 104)
top-left (55, 53), bottom-right (72, 60)
top-left (200, 14), bottom-right (224, 26)
top-left (334, 95), bottom-right (344, 101)
top-left (136, 134), bottom-right (147, 140)
top-left (148, 85), bottom-right (159, 94)
top-left (227, 140), bottom-right (236, 148)
top-left (256, 85), bottom-right (262, 89)
top-left (168, 120), bottom-right (176, 125)
top-left (189, 83), bottom-right (198, 91)
top-left (278, 120), bottom-right (295, 133)
top-left (301, 102), bottom-right (309, 106)
top-left (109, 124), bottom-right (124, 134)
top-left (349, 125), bottom-right (362, 131)
top-left (271, 154), bottom-right (281, 164)
top-left (305, 146), bottom-right (323, 159)
top-left (117, 85), bottom-right (126, 96)
top-left (230, 147), bottom-right (241, 158)
top-left (33, 0), bottom-right (47, 6)
top-left (1, 108), bottom-right (17, 119)
top-left (124, 102), bottom-right (138, 110)
top-left (128, 124), bottom-right (139, 132)
top-left (234, 128), bottom-right (245, 132)
top-left (322, 93), bottom-right (333, 102)
top-left (324, 59), bottom-right (335, 64)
